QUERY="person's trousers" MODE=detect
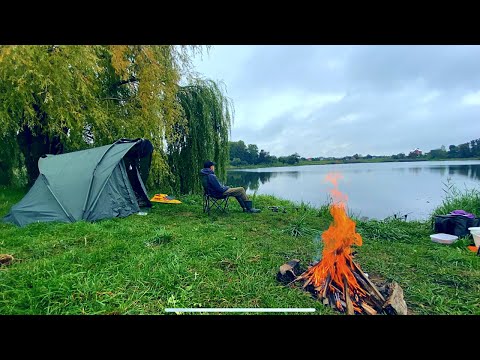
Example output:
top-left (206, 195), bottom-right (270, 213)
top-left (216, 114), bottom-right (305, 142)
top-left (223, 187), bottom-right (249, 202)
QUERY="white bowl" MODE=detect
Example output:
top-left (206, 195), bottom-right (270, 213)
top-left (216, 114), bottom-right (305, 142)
top-left (468, 227), bottom-right (480, 232)
top-left (430, 233), bottom-right (458, 244)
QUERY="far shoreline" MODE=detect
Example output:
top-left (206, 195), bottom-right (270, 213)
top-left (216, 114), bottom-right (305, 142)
top-left (228, 157), bottom-right (480, 170)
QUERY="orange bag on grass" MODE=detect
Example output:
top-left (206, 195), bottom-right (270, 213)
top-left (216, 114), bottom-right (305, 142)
top-left (150, 194), bottom-right (182, 204)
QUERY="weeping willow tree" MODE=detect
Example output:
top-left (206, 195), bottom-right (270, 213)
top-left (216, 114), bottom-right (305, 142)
top-left (0, 136), bottom-right (23, 187)
top-left (0, 45), bottom-right (204, 187)
top-left (168, 79), bottom-right (233, 194)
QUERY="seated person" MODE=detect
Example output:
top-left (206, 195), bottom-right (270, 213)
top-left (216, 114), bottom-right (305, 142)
top-left (200, 160), bottom-right (260, 213)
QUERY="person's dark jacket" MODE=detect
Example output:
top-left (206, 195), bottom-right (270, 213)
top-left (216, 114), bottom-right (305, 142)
top-left (200, 168), bottom-right (229, 198)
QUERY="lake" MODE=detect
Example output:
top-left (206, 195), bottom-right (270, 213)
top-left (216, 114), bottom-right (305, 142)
top-left (227, 160), bottom-right (480, 221)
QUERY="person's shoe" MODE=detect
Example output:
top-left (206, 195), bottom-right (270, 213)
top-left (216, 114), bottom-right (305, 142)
top-left (236, 197), bottom-right (247, 212)
top-left (244, 200), bottom-right (261, 213)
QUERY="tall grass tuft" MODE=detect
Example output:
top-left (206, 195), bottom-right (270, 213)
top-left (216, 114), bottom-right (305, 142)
top-left (429, 178), bottom-right (480, 221)
top-left (146, 227), bottom-right (174, 246)
top-left (283, 213), bottom-right (319, 238)
top-left (316, 195), bottom-right (333, 219)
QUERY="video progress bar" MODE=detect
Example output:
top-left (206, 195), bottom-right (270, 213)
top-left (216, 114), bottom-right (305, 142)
top-left (165, 308), bottom-right (316, 313)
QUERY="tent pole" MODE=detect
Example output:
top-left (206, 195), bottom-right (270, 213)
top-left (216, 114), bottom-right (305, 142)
top-left (81, 139), bottom-right (140, 218)
top-left (41, 175), bottom-right (76, 222)
top-left (85, 160), bottom-right (138, 221)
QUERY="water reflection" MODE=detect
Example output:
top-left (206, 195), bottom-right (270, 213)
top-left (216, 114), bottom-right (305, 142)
top-left (427, 164), bottom-right (480, 181)
top-left (230, 164), bottom-right (480, 191)
top-left (428, 166), bottom-right (446, 176)
top-left (392, 164), bottom-right (480, 181)
top-left (227, 171), bottom-right (274, 190)
top-left (408, 167), bottom-right (422, 175)
top-left (228, 171), bottom-right (301, 190)
top-left (449, 165), bottom-right (469, 178)
top-left (473, 165), bottom-right (480, 180)
top-left (227, 161), bottom-right (480, 220)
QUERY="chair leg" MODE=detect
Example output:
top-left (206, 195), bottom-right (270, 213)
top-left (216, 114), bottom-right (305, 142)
top-left (205, 196), bottom-right (212, 215)
top-left (212, 199), bottom-right (223, 213)
top-left (223, 197), bottom-right (230, 212)
top-left (204, 195), bottom-right (230, 215)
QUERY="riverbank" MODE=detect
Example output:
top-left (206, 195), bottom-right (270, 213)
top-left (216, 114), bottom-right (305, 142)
top-left (0, 188), bottom-right (479, 315)
top-left (228, 157), bottom-right (480, 170)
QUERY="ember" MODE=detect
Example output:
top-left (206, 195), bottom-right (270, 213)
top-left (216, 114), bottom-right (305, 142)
top-left (282, 172), bottom-right (407, 315)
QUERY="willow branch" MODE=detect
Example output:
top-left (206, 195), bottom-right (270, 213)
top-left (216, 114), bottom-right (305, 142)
top-left (101, 97), bottom-right (127, 101)
top-left (115, 76), bottom-right (138, 86)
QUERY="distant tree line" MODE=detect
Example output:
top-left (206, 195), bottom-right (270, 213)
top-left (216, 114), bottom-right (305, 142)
top-left (392, 138), bottom-right (480, 160)
top-left (229, 137), bottom-right (480, 167)
top-left (425, 139), bottom-right (480, 159)
top-left (229, 140), bottom-right (301, 166)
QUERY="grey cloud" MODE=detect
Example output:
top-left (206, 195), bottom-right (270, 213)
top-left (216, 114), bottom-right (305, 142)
top-left (195, 45), bottom-right (480, 158)
top-left (234, 45), bottom-right (480, 95)
top-left (232, 112), bottom-right (289, 149)
top-left (235, 45), bottom-right (350, 94)
top-left (346, 45), bottom-right (480, 92)
top-left (235, 87), bottom-right (475, 157)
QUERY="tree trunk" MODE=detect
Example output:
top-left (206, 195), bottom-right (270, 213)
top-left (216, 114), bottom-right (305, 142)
top-left (17, 125), bottom-right (47, 187)
top-left (0, 160), bottom-right (13, 186)
top-left (0, 139), bottom-right (16, 186)
top-left (16, 100), bottom-right (67, 187)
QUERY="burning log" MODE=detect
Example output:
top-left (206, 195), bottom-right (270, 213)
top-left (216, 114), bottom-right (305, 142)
top-left (294, 256), bottom-right (395, 314)
top-left (360, 301), bottom-right (377, 315)
top-left (276, 259), bottom-right (302, 285)
top-left (321, 274), bottom-right (331, 299)
top-left (343, 275), bottom-right (354, 315)
top-left (284, 254), bottom-right (408, 315)
top-left (352, 261), bottom-right (385, 303)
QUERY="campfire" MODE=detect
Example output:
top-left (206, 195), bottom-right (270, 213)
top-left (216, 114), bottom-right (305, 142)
top-left (277, 173), bottom-right (407, 315)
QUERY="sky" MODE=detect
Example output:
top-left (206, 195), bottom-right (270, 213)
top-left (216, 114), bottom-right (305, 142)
top-left (192, 45), bottom-right (480, 158)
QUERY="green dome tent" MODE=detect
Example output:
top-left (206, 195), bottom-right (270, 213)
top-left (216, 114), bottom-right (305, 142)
top-left (3, 138), bottom-right (153, 227)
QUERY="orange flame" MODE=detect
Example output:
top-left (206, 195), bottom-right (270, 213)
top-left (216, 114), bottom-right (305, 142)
top-left (324, 172), bottom-right (348, 205)
top-left (303, 172), bottom-right (366, 297)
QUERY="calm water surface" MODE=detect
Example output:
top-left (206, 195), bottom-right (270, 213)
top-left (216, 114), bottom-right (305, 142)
top-left (227, 160), bottom-right (480, 220)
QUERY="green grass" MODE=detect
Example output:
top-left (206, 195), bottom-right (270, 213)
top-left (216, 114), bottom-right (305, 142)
top-left (1, 187), bottom-right (479, 315)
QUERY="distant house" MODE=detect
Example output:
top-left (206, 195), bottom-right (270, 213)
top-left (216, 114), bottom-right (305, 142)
top-left (306, 157), bottom-right (313, 161)
top-left (407, 148), bottom-right (422, 158)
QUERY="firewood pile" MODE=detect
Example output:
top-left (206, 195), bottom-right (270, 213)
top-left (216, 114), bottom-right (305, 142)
top-left (277, 258), bottom-right (407, 315)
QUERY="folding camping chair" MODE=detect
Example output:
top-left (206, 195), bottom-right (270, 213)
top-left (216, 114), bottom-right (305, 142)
top-left (201, 177), bottom-right (231, 215)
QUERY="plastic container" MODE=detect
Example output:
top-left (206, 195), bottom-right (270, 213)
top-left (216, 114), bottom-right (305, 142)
top-left (430, 233), bottom-right (458, 244)
top-left (472, 233), bottom-right (480, 247)
top-left (468, 228), bottom-right (480, 247)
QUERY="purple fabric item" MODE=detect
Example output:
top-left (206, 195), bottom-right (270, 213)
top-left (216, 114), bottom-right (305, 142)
top-left (449, 210), bottom-right (475, 218)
